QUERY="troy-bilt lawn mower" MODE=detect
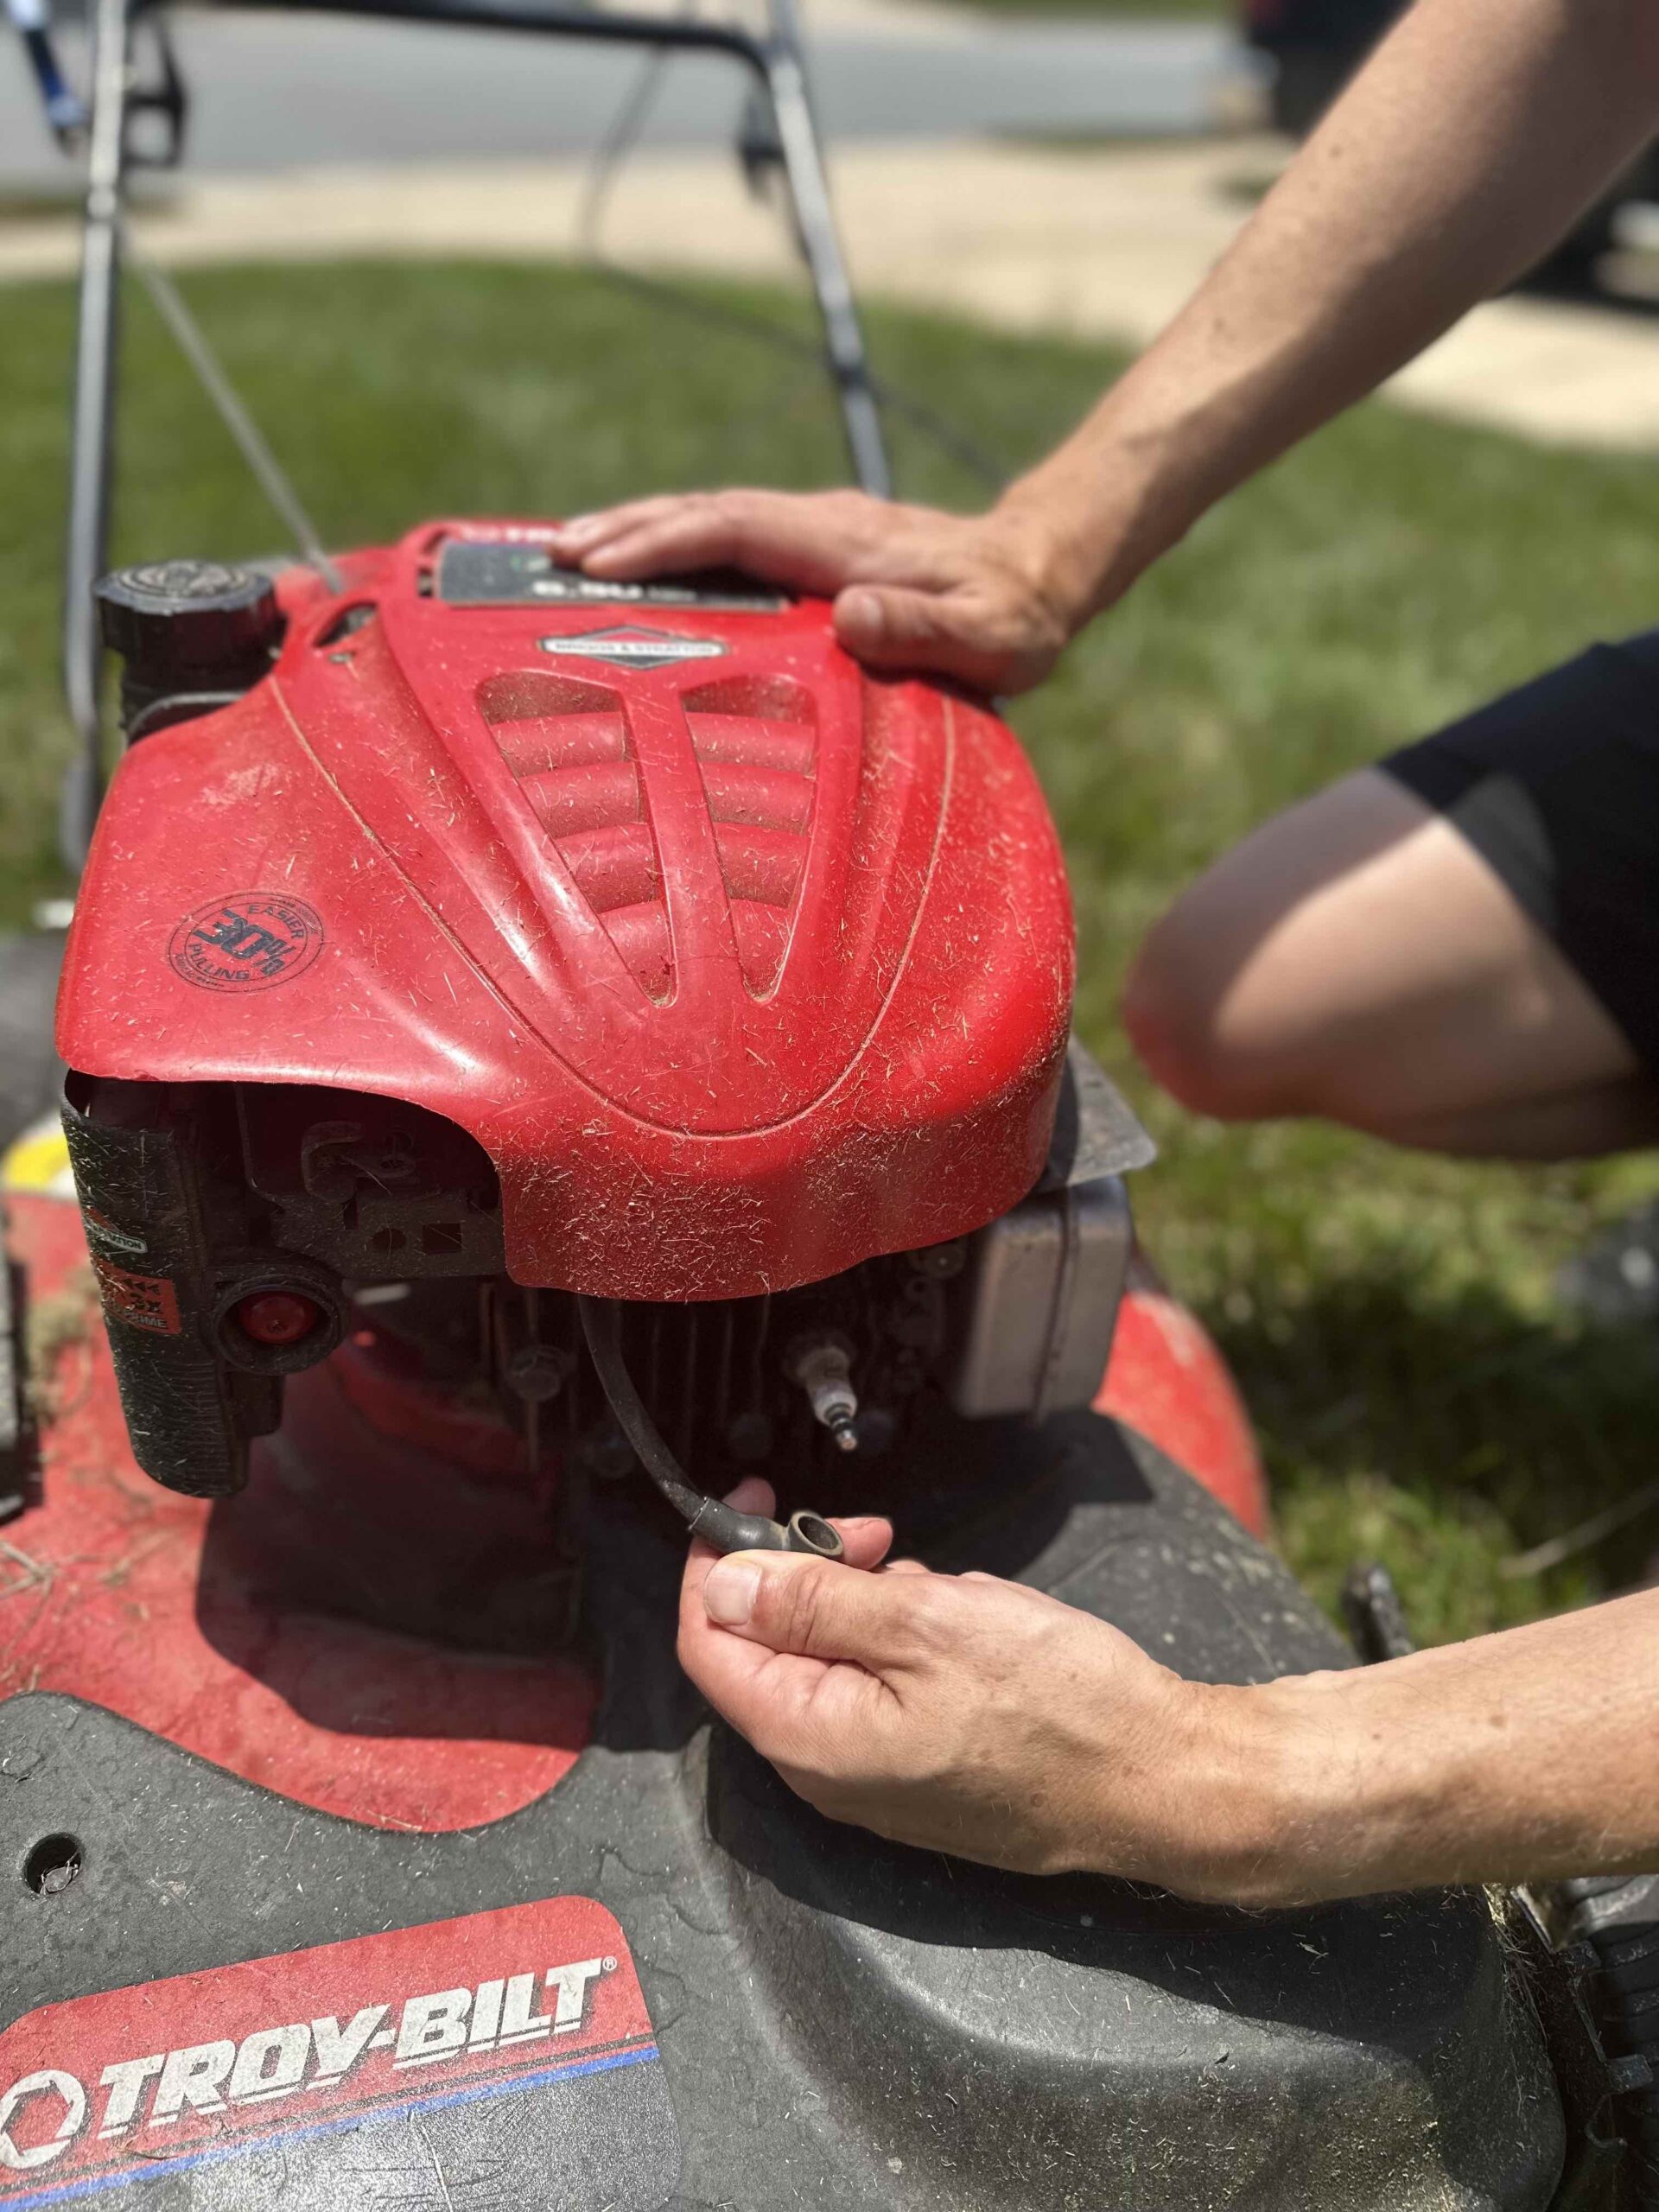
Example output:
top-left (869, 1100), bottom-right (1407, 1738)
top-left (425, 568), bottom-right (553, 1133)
top-left (1, 2), bottom-right (1655, 2206)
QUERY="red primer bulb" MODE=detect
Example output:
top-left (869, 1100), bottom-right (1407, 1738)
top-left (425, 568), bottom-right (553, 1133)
top-left (235, 1291), bottom-right (321, 1346)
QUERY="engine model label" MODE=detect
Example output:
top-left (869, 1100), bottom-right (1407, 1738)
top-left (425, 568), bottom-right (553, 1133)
top-left (438, 538), bottom-right (785, 613)
top-left (167, 894), bottom-right (324, 995)
top-left (0, 1897), bottom-right (675, 2209)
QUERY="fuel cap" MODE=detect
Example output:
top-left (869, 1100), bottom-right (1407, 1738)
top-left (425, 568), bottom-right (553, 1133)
top-left (95, 560), bottom-right (281, 679)
top-left (94, 561), bottom-right (283, 738)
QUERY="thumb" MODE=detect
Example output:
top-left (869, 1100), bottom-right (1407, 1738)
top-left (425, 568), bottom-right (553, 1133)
top-left (833, 584), bottom-right (1020, 691)
top-left (702, 1549), bottom-right (929, 1669)
top-left (834, 584), bottom-right (950, 663)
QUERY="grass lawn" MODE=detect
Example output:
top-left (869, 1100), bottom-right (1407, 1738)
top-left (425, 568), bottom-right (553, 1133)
top-left (4, 256), bottom-right (1659, 1645)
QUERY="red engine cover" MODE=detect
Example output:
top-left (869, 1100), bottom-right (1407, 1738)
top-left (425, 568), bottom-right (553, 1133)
top-left (57, 523), bottom-right (1074, 1300)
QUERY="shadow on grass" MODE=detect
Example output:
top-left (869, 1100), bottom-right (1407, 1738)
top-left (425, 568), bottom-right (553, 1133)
top-left (1201, 1264), bottom-right (1659, 1645)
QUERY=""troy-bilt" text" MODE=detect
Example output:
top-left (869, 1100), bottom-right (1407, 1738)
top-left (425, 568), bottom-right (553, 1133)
top-left (0, 1955), bottom-right (614, 2176)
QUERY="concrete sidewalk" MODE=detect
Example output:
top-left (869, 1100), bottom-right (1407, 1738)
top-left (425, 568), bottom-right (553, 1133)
top-left (6, 137), bottom-right (1659, 450)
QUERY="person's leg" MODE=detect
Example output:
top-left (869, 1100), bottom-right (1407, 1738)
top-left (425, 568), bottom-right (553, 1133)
top-left (1122, 766), bottom-right (1659, 1159)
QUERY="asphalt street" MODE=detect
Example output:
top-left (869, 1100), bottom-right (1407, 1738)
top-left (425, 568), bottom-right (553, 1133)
top-left (1, 8), bottom-right (1243, 182)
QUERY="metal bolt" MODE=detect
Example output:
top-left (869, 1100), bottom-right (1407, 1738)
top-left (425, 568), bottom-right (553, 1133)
top-left (503, 1344), bottom-right (570, 1404)
top-left (906, 1240), bottom-right (966, 1281)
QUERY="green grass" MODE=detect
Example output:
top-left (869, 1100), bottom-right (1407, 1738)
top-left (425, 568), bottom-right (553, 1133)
top-left (4, 257), bottom-right (1659, 1645)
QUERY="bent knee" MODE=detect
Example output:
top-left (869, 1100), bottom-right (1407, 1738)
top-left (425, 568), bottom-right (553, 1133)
top-left (1122, 908), bottom-right (1277, 1122)
top-left (1122, 899), bottom-right (1338, 1125)
top-left (1122, 769), bottom-right (1522, 1136)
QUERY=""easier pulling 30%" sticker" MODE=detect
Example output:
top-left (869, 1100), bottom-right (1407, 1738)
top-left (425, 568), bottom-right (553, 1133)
top-left (168, 894), bottom-right (325, 995)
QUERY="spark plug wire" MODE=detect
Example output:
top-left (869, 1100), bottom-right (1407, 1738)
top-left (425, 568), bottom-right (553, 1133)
top-left (577, 1296), bottom-right (844, 1559)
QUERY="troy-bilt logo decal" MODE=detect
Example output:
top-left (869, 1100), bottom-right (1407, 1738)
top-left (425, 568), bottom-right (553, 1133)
top-left (168, 893), bottom-right (324, 995)
top-left (0, 1897), bottom-right (653, 2207)
top-left (537, 626), bottom-right (728, 670)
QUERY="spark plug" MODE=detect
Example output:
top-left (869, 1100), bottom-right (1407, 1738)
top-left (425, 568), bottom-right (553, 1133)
top-left (786, 1335), bottom-right (860, 1453)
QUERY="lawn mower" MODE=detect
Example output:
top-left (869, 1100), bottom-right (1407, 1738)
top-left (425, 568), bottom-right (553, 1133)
top-left (0, 2), bottom-right (1649, 2205)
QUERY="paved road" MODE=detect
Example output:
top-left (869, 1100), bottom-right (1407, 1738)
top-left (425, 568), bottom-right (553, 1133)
top-left (1, 9), bottom-right (1244, 182)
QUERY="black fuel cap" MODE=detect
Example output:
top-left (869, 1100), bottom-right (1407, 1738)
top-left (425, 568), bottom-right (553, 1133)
top-left (95, 560), bottom-right (281, 680)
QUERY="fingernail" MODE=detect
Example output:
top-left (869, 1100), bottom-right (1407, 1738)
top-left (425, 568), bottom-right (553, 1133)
top-left (558, 513), bottom-right (600, 534)
top-left (703, 1558), bottom-right (763, 1626)
top-left (840, 589), bottom-right (884, 640)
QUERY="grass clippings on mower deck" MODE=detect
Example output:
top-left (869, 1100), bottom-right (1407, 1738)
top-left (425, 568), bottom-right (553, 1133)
top-left (4, 256), bottom-right (1659, 1645)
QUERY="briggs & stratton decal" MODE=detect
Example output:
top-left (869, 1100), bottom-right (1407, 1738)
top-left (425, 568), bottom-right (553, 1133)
top-left (167, 895), bottom-right (324, 995)
top-left (80, 1211), bottom-right (147, 1258)
top-left (0, 1897), bottom-right (677, 2209)
top-left (536, 626), bottom-right (728, 671)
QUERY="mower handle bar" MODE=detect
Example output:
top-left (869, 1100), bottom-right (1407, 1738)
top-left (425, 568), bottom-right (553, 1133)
top-left (52, 0), bottom-right (892, 870)
top-left (227, 0), bottom-right (779, 71)
top-left (219, 0), bottom-right (894, 494)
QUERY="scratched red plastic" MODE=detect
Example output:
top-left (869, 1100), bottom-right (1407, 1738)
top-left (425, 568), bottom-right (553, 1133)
top-left (58, 520), bottom-right (1074, 1300)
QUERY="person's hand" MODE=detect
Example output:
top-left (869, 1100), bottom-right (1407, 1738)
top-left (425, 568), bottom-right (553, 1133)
top-left (677, 1482), bottom-right (1287, 1897)
top-left (546, 491), bottom-right (1093, 696)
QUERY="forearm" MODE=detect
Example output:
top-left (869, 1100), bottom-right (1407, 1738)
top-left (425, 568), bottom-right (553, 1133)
top-left (1009, 0), bottom-right (1659, 618)
top-left (1193, 1590), bottom-right (1659, 1906)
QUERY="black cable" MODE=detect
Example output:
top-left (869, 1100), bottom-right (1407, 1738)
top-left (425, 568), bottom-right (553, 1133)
top-left (573, 28), bottom-right (1008, 497)
top-left (582, 257), bottom-right (1009, 494)
top-left (574, 14), bottom-right (680, 254)
top-left (577, 1296), bottom-right (844, 1558)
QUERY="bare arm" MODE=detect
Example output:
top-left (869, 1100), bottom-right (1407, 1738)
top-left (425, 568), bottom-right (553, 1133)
top-left (679, 1484), bottom-right (1659, 1904)
top-left (1011, 0), bottom-right (1659, 618)
top-left (1263, 1588), bottom-right (1659, 1898)
top-left (553, 0), bottom-right (1659, 691)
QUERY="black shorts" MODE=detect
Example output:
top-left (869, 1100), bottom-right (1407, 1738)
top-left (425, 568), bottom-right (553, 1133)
top-left (1384, 632), bottom-right (1659, 1076)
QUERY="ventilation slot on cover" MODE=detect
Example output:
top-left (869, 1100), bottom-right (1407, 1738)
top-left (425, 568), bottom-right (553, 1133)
top-left (683, 675), bottom-right (817, 996)
top-left (476, 671), bottom-right (670, 1001)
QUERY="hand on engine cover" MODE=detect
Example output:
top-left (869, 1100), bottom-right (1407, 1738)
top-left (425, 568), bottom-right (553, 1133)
top-left (547, 492), bottom-right (1091, 696)
top-left (567, 3), bottom-right (1659, 709)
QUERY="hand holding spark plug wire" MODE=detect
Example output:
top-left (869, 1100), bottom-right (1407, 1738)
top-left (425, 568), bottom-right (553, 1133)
top-left (681, 1484), bottom-right (1659, 1910)
top-left (677, 1478), bottom-right (1238, 1892)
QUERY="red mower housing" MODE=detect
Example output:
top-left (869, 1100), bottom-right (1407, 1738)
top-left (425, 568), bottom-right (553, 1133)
top-left (10, 518), bottom-right (1267, 1828)
top-left (48, 519), bottom-right (1264, 1529)
top-left (59, 520), bottom-right (1073, 1303)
